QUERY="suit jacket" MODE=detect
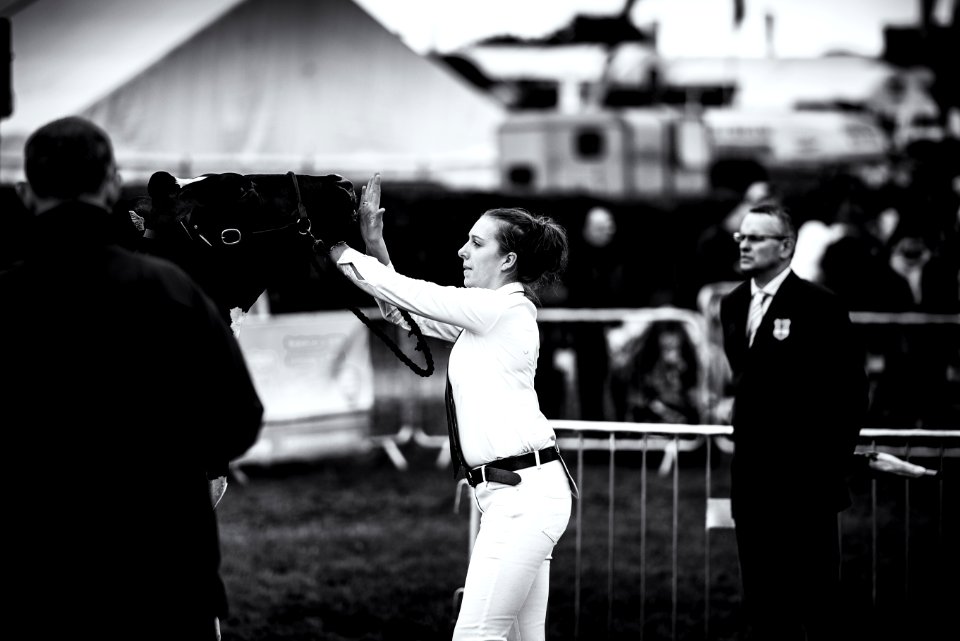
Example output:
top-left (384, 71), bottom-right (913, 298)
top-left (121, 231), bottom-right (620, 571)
top-left (720, 271), bottom-right (867, 516)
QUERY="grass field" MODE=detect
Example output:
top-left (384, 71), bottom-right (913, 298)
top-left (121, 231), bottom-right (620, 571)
top-left (215, 445), bottom-right (958, 641)
top-left (214, 322), bottom-right (959, 640)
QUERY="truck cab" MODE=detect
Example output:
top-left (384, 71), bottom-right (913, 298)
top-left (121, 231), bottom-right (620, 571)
top-left (702, 108), bottom-right (889, 191)
top-left (498, 107), bottom-right (711, 199)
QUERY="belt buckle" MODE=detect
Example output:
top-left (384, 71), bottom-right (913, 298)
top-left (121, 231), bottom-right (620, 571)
top-left (467, 466), bottom-right (482, 487)
top-left (480, 465), bottom-right (488, 484)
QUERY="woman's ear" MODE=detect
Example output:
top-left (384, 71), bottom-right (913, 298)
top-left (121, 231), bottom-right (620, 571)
top-left (501, 251), bottom-right (517, 272)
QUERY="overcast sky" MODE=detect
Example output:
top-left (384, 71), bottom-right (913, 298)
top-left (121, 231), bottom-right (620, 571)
top-left (0, 0), bottom-right (941, 59)
top-left (353, 0), bottom-right (934, 58)
top-left (0, 0), bottom-right (948, 141)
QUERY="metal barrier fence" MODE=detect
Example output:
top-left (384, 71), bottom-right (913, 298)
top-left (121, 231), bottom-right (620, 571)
top-left (367, 305), bottom-right (959, 437)
top-left (447, 423), bottom-right (959, 640)
top-left (365, 306), bottom-right (958, 637)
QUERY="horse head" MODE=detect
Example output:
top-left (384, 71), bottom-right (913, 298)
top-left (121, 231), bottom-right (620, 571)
top-left (136, 169), bottom-right (434, 377)
top-left (138, 170), bottom-right (357, 317)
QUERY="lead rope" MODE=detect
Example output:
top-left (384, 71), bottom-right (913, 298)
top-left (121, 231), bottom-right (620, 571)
top-left (288, 172), bottom-right (434, 378)
top-left (307, 241), bottom-right (435, 377)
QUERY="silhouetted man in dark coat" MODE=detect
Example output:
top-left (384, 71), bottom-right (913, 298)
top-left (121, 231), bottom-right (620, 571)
top-left (1, 116), bottom-right (263, 640)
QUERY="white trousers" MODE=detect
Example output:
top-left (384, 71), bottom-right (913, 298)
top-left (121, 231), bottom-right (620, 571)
top-left (453, 459), bottom-right (573, 641)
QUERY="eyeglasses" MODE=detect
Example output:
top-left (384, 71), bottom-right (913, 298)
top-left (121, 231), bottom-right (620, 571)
top-left (732, 233), bottom-right (787, 244)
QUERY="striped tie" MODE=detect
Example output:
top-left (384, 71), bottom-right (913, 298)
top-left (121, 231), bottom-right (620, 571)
top-left (747, 290), bottom-right (768, 346)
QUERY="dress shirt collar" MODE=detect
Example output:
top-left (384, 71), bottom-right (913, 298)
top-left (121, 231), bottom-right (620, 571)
top-left (496, 281), bottom-right (525, 296)
top-left (751, 266), bottom-right (791, 298)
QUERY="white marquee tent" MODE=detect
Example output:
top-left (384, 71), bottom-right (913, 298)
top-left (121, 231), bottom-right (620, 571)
top-left (0, 0), bottom-right (506, 187)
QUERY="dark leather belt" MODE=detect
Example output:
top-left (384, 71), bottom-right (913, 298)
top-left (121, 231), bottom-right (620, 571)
top-left (465, 446), bottom-right (561, 487)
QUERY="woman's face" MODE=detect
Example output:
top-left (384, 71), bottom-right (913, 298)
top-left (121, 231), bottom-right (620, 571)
top-left (458, 214), bottom-right (513, 289)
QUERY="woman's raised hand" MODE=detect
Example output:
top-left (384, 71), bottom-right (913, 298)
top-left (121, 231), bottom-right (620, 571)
top-left (358, 173), bottom-right (385, 244)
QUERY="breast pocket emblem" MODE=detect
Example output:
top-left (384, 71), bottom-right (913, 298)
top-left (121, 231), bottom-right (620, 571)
top-left (772, 318), bottom-right (791, 341)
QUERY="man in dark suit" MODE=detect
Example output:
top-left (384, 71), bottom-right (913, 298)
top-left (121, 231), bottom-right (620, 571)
top-left (1, 116), bottom-right (264, 640)
top-left (720, 204), bottom-right (868, 640)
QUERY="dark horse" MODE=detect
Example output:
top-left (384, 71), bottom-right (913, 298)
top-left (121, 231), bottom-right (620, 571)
top-left (136, 170), bottom-right (433, 376)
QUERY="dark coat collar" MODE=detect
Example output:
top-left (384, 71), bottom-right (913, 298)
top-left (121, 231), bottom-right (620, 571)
top-left (28, 201), bottom-right (130, 255)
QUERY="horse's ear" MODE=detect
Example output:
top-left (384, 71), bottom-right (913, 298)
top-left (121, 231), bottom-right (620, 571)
top-left (335, 175), bottom-right (359, 226)
top-left (330, 174), bottom-right (357, 208)
top-left (147, 171), bottom-right (179, 201)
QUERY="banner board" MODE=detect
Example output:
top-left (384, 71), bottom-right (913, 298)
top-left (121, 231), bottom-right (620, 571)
top-left (233, 311), bottom-right (374, 464)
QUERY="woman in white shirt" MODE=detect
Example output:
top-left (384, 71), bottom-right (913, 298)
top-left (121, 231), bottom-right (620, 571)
top-left (330, 174), bottom-right (577, 641)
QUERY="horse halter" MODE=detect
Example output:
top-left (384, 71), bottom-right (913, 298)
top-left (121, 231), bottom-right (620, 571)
top-left (168, 170), bottom-right (435, 378)
top-left (290, 173), bottom-right (435, 379)
top-left (179, 171), bottom-right (434, 377)
top-left (179, 171), bottom-right (311, 249)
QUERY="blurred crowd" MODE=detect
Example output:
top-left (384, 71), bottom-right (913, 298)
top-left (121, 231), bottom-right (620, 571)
top-left (548, 136), bottom-right (960, 429)
top-left (692, 140), bottom-right (960, 316)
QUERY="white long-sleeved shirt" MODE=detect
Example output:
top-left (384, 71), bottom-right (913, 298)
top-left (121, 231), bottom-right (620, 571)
top-left (336, 247), bottom-right (556, 467)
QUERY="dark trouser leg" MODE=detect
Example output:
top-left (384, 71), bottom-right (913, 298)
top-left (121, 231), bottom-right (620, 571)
top-left (735, 506), bottom-right (841, 641)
